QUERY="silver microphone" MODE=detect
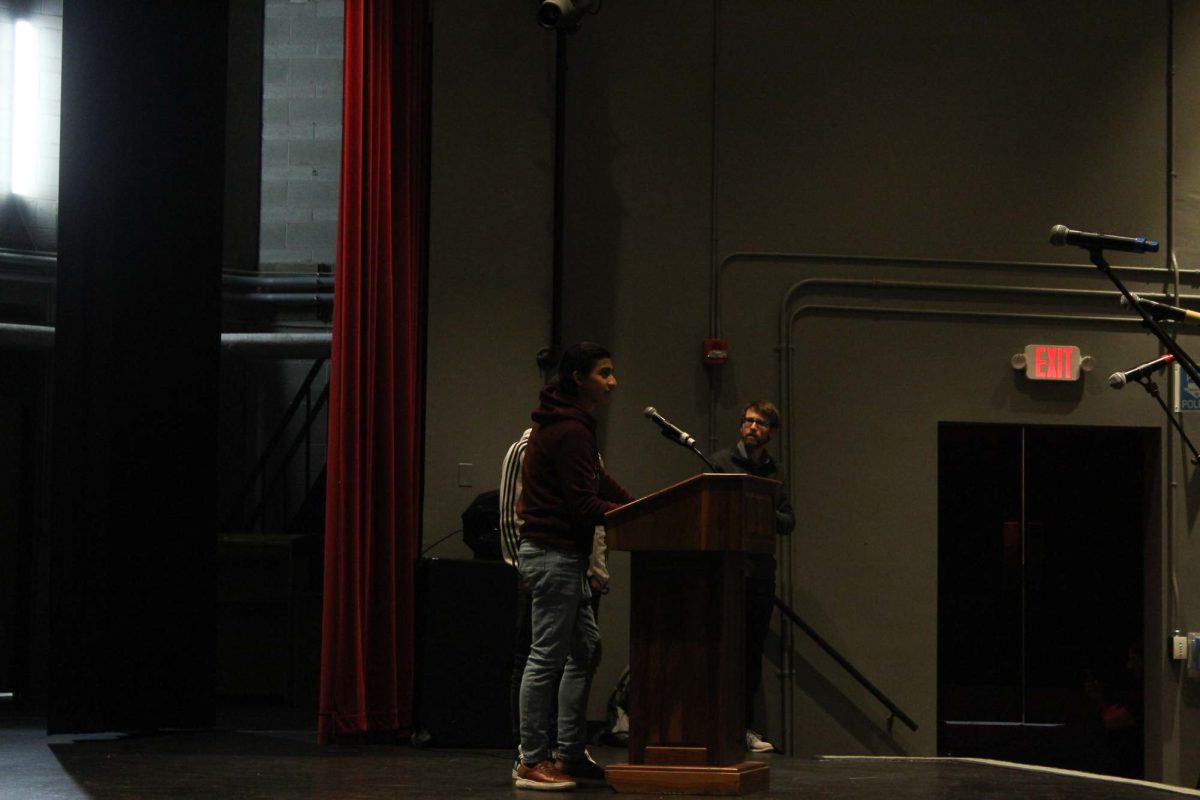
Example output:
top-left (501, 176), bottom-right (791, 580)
top-left (642, 406), bottom-right (696, 449)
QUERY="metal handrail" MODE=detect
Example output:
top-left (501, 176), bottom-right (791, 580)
top-left (243, 380), bottom-right (330, 533)
top-left (773, 594), bottom-right (919, 733)
top-left (222, 358), bottom-right (327, 532)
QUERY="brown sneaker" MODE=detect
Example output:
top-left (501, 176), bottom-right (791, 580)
top-left (514, 760), bottom-right (576, 791)
top-left (555, 753), bottom-right (607, 784)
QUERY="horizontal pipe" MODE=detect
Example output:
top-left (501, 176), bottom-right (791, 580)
top-left (717, 249), bottom-right (1191, 339)
top-left (0, 325), bottom-right (331, 358)
top-left (220, 332), bottom-right (331, 357)
top-left (0, 266), bottom-right (336, 293)
top-left (221, 292), bottom-right (333, 307)
top-left (776, 277), bottom-right (1155, 348)
top-left (222, 273), bottom-right (335, 292)
top-left (0, 248), bottom-right (56, 269)
top-left (0, 322), bottom-right (53, 350)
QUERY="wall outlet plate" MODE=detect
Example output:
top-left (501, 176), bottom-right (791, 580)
top-left (1173, 634), bottom-right (1188, 660)
top-left (457, 462), bottom-right (474, 487)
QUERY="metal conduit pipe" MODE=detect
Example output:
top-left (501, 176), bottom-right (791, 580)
top-left (222, 273), bottom-right (334, 292)
top-left (0, 270), bottom-right (54, 286)
top-left (774, 280), bottom-right (1194, 464)
top-left (705, 0), bottom-right (724, 456)
top-left (0, 249), bottom-right (55, 267)
top-left (713, 254), bottom-right (1192, 451)
top-left (0, 322), bottom-right (53, 350)
top-left (220, 332), bottom-right (331, 358)
top-left (222, 292), bottom-right (334, 308)
top-left (221, 272), bottom-right (334, 312)
top-left (713, 250), bottom-right (1193, 340)
top-left (775, 301), bottom-right (1147, 754)
top-left (0, 325), bottom-right (331, 358)
top-left (772, 278), bottom-right (1200, 471)
top-left (1165, 3), bottom-right (1181, 659)
top-left (775, 278), bottom-right (1171, 357)
top-left (0, 267), bottom-right (335, 292)
top-left (0, 251), bottom-right (56, 283)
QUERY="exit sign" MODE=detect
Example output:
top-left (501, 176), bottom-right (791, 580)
top-left (1023, 344), bottom-right (1081, 381)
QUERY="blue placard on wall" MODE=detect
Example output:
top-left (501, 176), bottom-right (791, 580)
top-left (1174, 364), bottom-right (1200, 412)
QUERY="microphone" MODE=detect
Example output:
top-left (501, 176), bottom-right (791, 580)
top-left (1049, 224), bottom-right (1159, 254)
top-left (643, 406), bottom-right (696, 449)
top-left (1108, 354), bottom-right (1174, 388)
top-left (1122, 294), bottom-right (1200, 325)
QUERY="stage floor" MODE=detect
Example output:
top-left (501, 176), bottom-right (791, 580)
top-left (4, 717), bottom-right (1199, 799)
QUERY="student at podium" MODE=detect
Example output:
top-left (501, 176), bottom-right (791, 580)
top-left (513, 342), bottom-right (636, 791)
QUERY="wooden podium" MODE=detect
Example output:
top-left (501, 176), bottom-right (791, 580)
top-left (604, 472), bottom-right (778, 796)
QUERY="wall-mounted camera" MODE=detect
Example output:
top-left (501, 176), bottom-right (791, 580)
top-left (537, 0), bottom-right (599, 32)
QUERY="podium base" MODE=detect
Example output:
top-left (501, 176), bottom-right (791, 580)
top-left (606, 761), bottom-right (769, 795)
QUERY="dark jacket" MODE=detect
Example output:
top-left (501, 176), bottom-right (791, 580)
top-left (517, 387), bottom-right (635, 554)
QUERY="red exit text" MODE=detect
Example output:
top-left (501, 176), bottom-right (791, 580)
top-left (1023, 344), bottom-right (1079, 381)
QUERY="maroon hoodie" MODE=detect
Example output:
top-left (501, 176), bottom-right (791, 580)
top-left (517, 387), bottom-right (635, 554)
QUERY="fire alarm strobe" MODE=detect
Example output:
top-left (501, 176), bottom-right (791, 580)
top-left (703, 338), bottom-right (728, 365)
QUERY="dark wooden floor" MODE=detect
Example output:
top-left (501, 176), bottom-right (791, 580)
top-left (3, 714), bottom-right (1196, 799)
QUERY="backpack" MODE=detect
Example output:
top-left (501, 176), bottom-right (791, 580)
top-left (600, 665), bottom-right (631, 746)
top-left (461, 489), bottom-right (502, 560)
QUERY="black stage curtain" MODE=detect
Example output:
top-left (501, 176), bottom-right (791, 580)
top-left (49, 0), bottom-right (227, 733)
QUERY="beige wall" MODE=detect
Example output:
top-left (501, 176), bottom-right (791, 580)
top-left (424, 2), bottom-right (556, 550)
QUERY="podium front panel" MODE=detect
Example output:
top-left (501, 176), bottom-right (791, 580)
top-left (628, 551), bottom-right (744, 767)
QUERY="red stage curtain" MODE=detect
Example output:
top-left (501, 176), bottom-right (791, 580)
top-left (318, 0), bottom-right (428, 744)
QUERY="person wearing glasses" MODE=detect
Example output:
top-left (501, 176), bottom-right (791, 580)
top-left (710, 400), bottom-right (795, 754)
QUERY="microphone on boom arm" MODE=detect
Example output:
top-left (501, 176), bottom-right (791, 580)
top-left (1121, 294), bottom-right (1200, 325)
top-left (1108, 354), bottom-right (1174, 389)
top-left (643, 406), bottom-right (696, 448)
top-left (642, 406), bottom-right (716, 470)
top-left (1049, 224), bottom-right (1159, 254)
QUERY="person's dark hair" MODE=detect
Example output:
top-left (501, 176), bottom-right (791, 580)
top-left (556, 341), bottom-right (611, 396)
top-left (742, 400), bottom-right (780, 429)
top-left (535, 345), bottom-right (561, 385)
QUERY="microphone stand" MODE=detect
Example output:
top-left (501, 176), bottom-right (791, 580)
top-left (1131, 376), bottom-right (1200, 464)
top-left (662, 429), bottom-right (717, 470)
top-left (1089, 247), bottom-right (1200, 387)
top-left (1090, 247), bottom-right (1200, 464)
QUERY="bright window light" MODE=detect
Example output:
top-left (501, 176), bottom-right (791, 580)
top-left (11, 18), bottom-right (37, 196)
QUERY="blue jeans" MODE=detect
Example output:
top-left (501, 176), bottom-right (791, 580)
top-left (517, 539), bottom-right (598, 764)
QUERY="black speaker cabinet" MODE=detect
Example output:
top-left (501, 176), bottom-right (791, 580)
top-left (415, 558), bottom-right (517, 747)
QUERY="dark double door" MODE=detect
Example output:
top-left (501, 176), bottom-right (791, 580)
top-left (937, 423), bottom-right (1151, 776)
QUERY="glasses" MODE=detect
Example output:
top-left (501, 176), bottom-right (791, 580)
top-left (741, 417), bottom-right (770, 429)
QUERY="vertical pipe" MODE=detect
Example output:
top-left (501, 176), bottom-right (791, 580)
top-left (1164, 3), bottom-right (1179, 782)
top-left (707, 0), bottom-right (722, 443)
top-left (551, 30), bottom-right (566, 349)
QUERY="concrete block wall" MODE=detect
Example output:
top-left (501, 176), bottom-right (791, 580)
top-left (260, 0), bottom-right (342, 271)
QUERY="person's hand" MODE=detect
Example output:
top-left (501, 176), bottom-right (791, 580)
top-left (590, 575), bottom-right (607, 593)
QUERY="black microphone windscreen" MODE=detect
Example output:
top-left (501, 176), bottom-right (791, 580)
top-left (642, 406), bottom-right (657, 418)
